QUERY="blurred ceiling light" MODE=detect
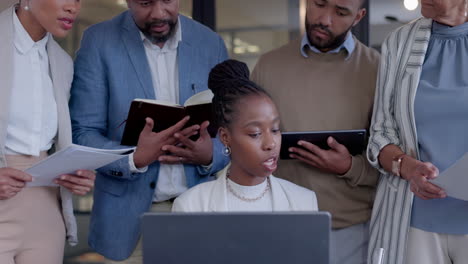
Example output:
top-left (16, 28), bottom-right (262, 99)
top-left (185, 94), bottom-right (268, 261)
top-left (404, 0), bottom-right (418, 11)
top-left (234, 47), bottom-right (246, 54)
top-left (247, 45), bottom-right (260, 53)
top-left (234, 38), bottom-right (245, 46)
top-left (232, 38), bottom-right (260, 55)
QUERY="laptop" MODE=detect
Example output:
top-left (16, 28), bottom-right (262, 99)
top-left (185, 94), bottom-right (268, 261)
top-left (141, 212), bottom-right (331, 264)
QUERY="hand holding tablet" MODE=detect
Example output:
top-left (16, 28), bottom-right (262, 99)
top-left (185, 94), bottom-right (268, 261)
top-left (280, 129), bottom-right (367, 160)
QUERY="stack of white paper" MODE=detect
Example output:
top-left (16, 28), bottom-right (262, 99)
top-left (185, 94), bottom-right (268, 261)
top-left (431, 153), bottom-right (468, 201)
top-left (25, 144), bottom-right (134, 187)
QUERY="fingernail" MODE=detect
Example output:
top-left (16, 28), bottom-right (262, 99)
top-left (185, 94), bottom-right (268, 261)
top-left (162, 146), bottom-right (167, 151)
top-left (54, 179), bottom-right (59, 184)
top-left (289, 148), bottom-right (294, 152)
top-left (61, 176), bottom-right (67, 180)
top-left (297, 141), bottom-right (303, 146)
top-left (174, 133), bottom-right (180, 138)
top-left (77, 171), bottom-right (82, 176)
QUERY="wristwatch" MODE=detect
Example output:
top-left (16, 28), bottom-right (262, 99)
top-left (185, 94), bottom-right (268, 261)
top-left (391, 154), bottom-right (406, 177)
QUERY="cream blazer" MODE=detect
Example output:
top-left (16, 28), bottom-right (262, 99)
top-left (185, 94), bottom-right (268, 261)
top-left (0, 6), bottom-right (77, 245)
top-left (173, 166), bottom-right (318, 212)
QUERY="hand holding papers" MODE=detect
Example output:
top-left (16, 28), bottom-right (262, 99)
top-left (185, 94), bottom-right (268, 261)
top-left (0, 168), bottom-right (33, 200)
top-left (54, 169), bottom-right (97, 196)
top-left (431, 152), bottom-right (468, 201)
top-left (25, 144), bottom-right (134, 187)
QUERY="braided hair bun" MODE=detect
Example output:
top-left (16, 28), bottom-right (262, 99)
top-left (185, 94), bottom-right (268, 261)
top-left (208, 59), bottom-right (251, 96)
top-left (208, 59), bottom-right (269, 127)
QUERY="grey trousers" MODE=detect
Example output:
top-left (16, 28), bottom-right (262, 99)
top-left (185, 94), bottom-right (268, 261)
top-left (331, 221), bottom-right (370, 264)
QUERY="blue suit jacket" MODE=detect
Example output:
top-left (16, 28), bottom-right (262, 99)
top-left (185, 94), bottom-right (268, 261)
top-left (69, 11), bottom-right (229, 261)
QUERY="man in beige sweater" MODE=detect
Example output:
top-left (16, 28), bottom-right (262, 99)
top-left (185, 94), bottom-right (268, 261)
top-left (251, 0), bottom-right (379, 263)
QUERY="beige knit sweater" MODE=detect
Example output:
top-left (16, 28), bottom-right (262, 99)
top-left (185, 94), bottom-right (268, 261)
top-left (251, 37), bottom-right (380, 229)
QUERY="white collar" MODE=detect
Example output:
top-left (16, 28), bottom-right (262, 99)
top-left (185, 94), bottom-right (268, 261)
top-left (13, 7), bottom-right (49, 55)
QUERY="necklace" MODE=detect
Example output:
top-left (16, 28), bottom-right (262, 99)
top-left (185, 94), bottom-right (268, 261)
top-left (226, 169), bottom-right (271, 202)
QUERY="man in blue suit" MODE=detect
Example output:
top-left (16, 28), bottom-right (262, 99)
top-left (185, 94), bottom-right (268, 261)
top-left (69, 0), bottom-right (229, 263)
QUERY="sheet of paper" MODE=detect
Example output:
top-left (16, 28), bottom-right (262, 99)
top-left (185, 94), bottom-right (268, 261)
top-left (431, 152), bottom-right (468, 201)
top-left (25, 144), bottom-right (134, 187)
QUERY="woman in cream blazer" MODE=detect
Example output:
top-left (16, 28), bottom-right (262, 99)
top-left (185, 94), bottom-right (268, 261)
top-left (173, 165), bottom-right (318, 212)
top-left (173, 59), bottom-right (318, 213)
top-left (0, 2), bottom-right (94, 263)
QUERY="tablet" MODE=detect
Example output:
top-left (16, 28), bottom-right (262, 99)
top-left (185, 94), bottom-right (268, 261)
top-left (280, 129), bottom-right (367, 159)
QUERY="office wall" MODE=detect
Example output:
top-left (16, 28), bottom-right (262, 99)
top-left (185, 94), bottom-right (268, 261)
top-left (0, 0), bottom-right (18, 11)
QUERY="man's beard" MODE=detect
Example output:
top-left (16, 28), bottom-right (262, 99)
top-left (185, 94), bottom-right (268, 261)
top-left (305, 21), bottom-right (352, 51)
top-left (141, 19), bottom-right (177, 44)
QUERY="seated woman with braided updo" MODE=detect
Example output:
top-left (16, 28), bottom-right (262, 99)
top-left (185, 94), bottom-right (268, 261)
top-left (172, 59), bottom-right (317, 212)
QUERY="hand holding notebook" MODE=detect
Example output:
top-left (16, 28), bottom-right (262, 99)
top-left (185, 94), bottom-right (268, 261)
top-left (121, 90), bottom-right (217, 146)
top-left (132, 116), bottom-right (201, 168)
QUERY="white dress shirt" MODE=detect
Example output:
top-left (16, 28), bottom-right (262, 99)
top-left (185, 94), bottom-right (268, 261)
top-left (5, 11), bottom-right (58, 156)
top-left (129, 20), bottom-right (188, 202)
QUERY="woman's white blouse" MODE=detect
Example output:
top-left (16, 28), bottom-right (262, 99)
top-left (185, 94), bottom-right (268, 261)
top-left (5, 11), bottom-right (58, 156)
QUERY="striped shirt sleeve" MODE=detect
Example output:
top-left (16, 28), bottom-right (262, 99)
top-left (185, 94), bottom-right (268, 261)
top-left (367, 32), bottom-right (402, 173)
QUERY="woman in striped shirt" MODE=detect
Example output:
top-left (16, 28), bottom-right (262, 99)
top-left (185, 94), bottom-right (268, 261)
top-left (367, 0), bottom-right (468, 263)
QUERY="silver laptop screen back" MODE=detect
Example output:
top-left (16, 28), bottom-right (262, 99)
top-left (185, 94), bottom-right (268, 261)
top-left (141, 212), bottom-right (330, 264)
